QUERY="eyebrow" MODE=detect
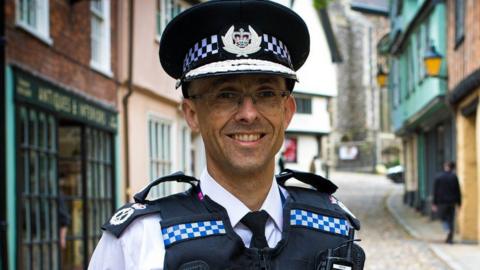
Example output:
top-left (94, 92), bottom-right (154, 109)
top-left (209, 76), bottom-right (280, 87)
top-left (256, 77), bottom-right (280, 84)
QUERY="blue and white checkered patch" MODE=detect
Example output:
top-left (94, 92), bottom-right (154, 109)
top-left (162, 220), bottom-right (226, 247)
top-left (290, 209), bottom-right (350, 237)
top-left (263, 34), bottom-right (292, 66)
top-left (183, 35), bottom-right (220, 72)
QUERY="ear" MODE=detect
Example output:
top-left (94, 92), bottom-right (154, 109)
top-left (182, 99), bottom-right (200, 133)
top-left (283, 95), bottom-right (296, 128)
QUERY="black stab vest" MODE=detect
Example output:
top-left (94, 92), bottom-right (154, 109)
top-left (103, 170), bottom-right (365, 270)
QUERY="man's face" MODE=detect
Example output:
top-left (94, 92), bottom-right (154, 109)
top-left (182, 74), bottom-right (296, 176)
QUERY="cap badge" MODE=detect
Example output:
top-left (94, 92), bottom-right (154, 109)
top-left (222, 25), bottom-right (261, 57)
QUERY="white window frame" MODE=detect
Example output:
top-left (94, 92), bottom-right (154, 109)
top-left (90, 0), bottom-right (112, 77)
top-left (148, 115), bottom-right (173, 199)
top-left (178, 124), bottom-right (192, 191)
top-left (156, 0), bottom-right (188, 40)
top-left (15, 0), bottom-right (53, 45)
top-left (180, 125), bottom-right (192, 175)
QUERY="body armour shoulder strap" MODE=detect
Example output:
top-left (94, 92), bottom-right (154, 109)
top-left (102, 171), bottom-right (201, 238)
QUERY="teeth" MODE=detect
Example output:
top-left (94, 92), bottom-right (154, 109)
top-left (233, 134), bottom-right (261, 142)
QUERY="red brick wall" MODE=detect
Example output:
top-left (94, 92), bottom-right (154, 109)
top-left (447, 0), bottom-right (480, 91)
top-left (5, 0), bottom-right (118, 107)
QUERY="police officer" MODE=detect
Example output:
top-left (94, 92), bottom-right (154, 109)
top-left (89, 1), bottom-right (365, 269)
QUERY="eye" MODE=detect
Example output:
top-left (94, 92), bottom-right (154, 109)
top-left (256, 89), bottom-right (278, 98)
top-left (214, 90), bottom-right (240, 100)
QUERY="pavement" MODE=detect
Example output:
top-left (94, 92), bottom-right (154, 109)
top-left (387, 184), bottom-right (480, 270)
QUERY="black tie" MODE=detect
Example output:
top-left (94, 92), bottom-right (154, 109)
top-left (241, 210), bottom-right (270, 249)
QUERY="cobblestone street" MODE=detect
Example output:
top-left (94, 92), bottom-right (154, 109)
top-left (330, 171), bottom-right (451, 270)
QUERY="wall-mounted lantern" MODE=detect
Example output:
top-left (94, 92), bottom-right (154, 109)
top-left (376, 65), bottom-right (388, 88)
top-left (423, 45), bottom-right (446, 78)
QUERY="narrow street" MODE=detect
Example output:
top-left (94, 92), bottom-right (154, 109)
top-left (329, 172), bottom-right (450, 270)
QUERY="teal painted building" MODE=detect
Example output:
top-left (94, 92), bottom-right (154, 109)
top-left (385, 0), bottom-right (455, 212)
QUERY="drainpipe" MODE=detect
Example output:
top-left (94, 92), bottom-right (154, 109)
top-left (122, 0), bottom-right (134, 202)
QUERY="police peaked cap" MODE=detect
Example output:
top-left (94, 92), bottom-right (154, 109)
top-left (159, 0), bottom-right (310, 95)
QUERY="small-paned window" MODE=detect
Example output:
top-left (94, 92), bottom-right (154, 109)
top-left (416, 29), bottom-right (424, 80)
top-left (392, 60), bottom-right (400, 107)
top-left (16, 0), bottom-right (52, 44)
top-left (157, 0), bottom-right (187, 38)
top-left (16, 105), bottom-right (115, 269)
top-left (295, 96), bottom-right (312, 114)
top-left (90, 0), bottom-right (112, 75)
top-left (85, 127), bottom-right (114, 261)
top-left (395, 0), bottom-right (403, 16)
top-left (455, 0), bottom-right (465, 46)
top-left (148, 117), bottom-right (173, 199)
top-left (18, 107), bottom-right (59, 270)
top-left (408, 45), bottom-right (416, 93)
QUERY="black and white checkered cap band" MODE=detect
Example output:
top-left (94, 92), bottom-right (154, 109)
top-left (183, 35), bottom-right (220, 73)
top-left (182, 34), bottom-right (293, 74)
top-left (263, 34), bottom-right (292, 65)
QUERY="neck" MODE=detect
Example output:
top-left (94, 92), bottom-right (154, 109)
top-left (206, 162), bottom-right (275, 211)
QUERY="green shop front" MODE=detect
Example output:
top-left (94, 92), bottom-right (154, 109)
top-left (5, 66), bottom-right (119, 270)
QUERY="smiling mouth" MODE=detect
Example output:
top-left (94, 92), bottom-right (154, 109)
top-left (229, 133), bottom-right (266, 142)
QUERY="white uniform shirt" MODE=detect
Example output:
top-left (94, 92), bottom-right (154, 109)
top-left (88, 169), bottom-right (288, 270)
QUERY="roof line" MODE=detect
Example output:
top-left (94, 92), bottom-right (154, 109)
top-left (318, 9), bottom-right (343, 63)
top-left (350, 3), bottom-right (389, 17)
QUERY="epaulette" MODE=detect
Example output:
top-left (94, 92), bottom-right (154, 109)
top-left (276, 169), bottom-right (338, 194)
top-left (276, 169), bottom-right (360, 230)
top-left (102, 171), bottom-right (200, 238)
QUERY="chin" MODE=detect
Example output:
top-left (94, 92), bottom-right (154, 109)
top-left (228, 158), bottom-right (271, 175)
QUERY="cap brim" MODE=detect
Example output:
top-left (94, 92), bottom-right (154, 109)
top-left (182, 59), bottom-right (297, 84)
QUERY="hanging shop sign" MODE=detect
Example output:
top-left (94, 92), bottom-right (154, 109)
top-left (13, 67), bottom-right (117, 132)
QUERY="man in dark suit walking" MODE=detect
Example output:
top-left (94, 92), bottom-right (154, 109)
top-left (432, 161), bottom-right (462, 244)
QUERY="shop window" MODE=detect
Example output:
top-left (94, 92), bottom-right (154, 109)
top-left (18, 107), bottom-right (59, 270)
top-left (85, 128), bottom-right (114, 261)
top-left (17, 107), bottom-right (115, 269)
top-left (90, 0), bottom-right (112, 76)
top-left (148, 117), bottom-right (173, 199)
top-left (295, 96), bottom-right (312, 114)
top-left (157, 0), bottom-right (186, 38)
top-left (454, 0), bottom-right (465, 47)
top-left (16, 0), bottom-right (52, 44)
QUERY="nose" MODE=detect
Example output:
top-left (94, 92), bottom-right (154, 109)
top-left (234, 95), bottom-right (259, 123)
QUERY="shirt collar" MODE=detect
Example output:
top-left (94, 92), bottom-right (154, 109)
top-left (199, 168), bottom-right (284, 231)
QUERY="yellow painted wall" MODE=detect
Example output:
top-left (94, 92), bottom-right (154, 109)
top-left (456, 99), bottom-right (478, 241)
